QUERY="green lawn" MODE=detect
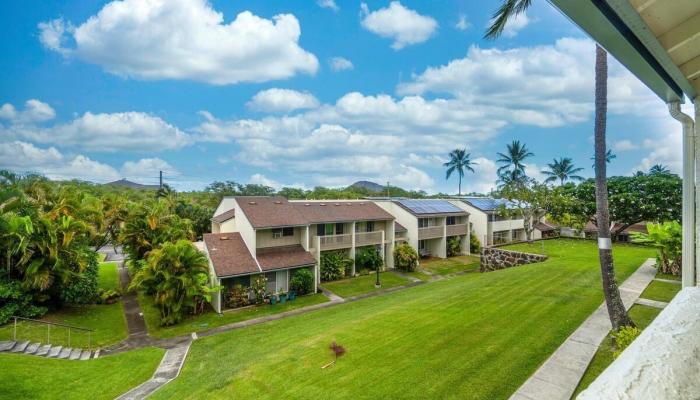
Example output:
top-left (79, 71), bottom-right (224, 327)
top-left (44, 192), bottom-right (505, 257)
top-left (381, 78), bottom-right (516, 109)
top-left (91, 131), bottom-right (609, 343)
top-left (140, 293), bottom-right (330, 339)
top-left (405, 269), bottom-right (432, 281)
top-left (640, 280), bottom-right (681, 302)
top-left (98, 261), bottom-right (120, 292)
top-left (322, 271), bottom-right (411, 298)
top-left (97, 252), bottom-right (107, 262)
top-left (152, 239), bottom-right (655, 400)
top-left (572, 304), bottom-right (662, 397)
top-left (419, 255), bottom-right (481, 275)
top-left (0, 347), bottom-right (164, 400)
top-left (0, 261), bottom-right (128, 348)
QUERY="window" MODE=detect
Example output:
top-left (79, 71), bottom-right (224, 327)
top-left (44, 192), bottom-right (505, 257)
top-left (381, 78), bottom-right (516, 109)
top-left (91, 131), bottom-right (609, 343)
top-left (282, 227), bottom-right (294, 237)
top-left (418, 240), bottom-right (426, 250)
top-left (272, 229), bottom-right (282, 238)
top-left (317, 224), bottom-right (325, 236)
top-left (273, 227), bottom-right (294, 238)
top-left (366, 221), bottom-right (374, 232)
top-left (335, 223), bottom-right (344, 235)
top-left (446, 216), bottom-right (456, 225)
top-left (493, 230), bottom-right (509, 244)
top-left (418, 218), bottom-right (433, 228)
top-left (265, 272), bottom-right (276, 293)
top-left (355, 222), bottom-right (362, 232)
top-left (325, 223), bottom-right (334, 236)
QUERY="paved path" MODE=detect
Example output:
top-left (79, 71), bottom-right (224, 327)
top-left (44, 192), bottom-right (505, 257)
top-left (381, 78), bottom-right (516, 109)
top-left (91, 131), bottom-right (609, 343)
top-left (509, 258), bottom-right (657, 400)
top-left (635, 298), bottom-right (669, 309)
top-left (653, 278), bottom-right (682, 285)
top-left (320, 287), bottom-right (344, 302)
top-left (115, 341), bottom-right (191, 400)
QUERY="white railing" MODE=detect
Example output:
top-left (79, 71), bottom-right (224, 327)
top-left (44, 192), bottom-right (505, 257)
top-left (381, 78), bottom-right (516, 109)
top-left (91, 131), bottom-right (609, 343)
top-left (418, 226), bottom-right (444, 240)
top-left (356, 231), bottom-right (383, 246)
top-left (446, 223), bottom-right (468, 236)
top-left (319, 234), bottom-right (353, 250)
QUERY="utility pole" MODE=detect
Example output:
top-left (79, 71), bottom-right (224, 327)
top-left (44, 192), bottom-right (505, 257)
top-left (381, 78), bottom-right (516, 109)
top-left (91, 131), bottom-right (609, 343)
top-left (159, 170), bottom-right (163, 190)
top-left (386, 181), bottom-right (390, 198)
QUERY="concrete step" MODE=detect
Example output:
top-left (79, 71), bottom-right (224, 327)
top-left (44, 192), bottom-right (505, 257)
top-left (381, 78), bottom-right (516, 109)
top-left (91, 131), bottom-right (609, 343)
top-left (35, 344), bottom-right (52, 356)
top-left (11, 341), bottom-right (29, 353)
top-left (47, 345), bottom-right (63, 358)
top-left (79, 350), bottom-right (92, 360)
top-left (57, 347), bottom-right (72, 359)
top-left (93, 349), bottom-right (100, 359)
top-left (24, 342), bottom-right (41, 354)
top-left (0, 341), bottom-right (16, 351)
top-left (68, 348), bottom-right (83, 360)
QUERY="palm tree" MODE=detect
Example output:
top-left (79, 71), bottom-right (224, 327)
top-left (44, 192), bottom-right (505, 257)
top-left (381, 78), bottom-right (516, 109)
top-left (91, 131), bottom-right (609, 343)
top-left (444, 149), bottom-right (477, 195)
top-left (497, 140), bottom-right (533, 185)
top-left (129, 240), bottom-right (213, 325)
top-left (649, 164), bottom-right (670, 175)
top-left (487, 3), bottom-right (634, 329)
top-left (542, 157), bottom-right (585, 185)
top-left (591, 149), bottom-right (616, 168)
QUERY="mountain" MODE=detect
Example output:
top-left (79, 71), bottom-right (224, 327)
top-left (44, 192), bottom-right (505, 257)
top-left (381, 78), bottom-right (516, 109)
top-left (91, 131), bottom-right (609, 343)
top-left (349, 181), bottom-right (387, 193)
top-left (104, 179), bottom-right (160, 190)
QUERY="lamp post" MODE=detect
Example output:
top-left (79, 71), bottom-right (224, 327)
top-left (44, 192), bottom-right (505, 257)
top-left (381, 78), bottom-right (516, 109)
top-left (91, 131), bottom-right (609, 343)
top-left (375, 261), bottom-right (381, 288)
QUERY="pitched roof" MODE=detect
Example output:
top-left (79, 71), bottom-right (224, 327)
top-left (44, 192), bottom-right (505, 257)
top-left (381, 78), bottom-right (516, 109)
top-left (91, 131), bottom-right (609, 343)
top-left (203, 233), bottom-right (259, 277)
top-left (460, 197), bottom-right (517, 212)
top-left (235, 197), bottom-right (307, 228)
top-left (256, 245), bottom-right (316, 271)
top-left (584, 222), bottom-right (648, 235)
top-left (535, 221), bottom-right (558, 232)
top-left (395, 199), bottom-right (467, 216)
top-left (394, 221), bottom-right (407, 232)
top-left (292, 201), bottom-right (393, 223)
top-left (212, 209), bottom-right (236, 224)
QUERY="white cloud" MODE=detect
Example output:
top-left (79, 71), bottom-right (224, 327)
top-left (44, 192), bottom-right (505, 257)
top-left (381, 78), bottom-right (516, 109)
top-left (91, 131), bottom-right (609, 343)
top-left (0, 99), bottom-right (55, 123)
top-left (630, 103), bottom-right (690, 175)
top-left (612, 139), bottom-right (638, 152)
top-left (39, 0), bottom-right (318, 85)
top-left (494, 12), bottom-right (530, 38)
top-left (329, 57), bottom-right (354, 71)
top-left (465, 157), bottom-right (498, 194)
top-left (455, 14), bottom-right (471, 31)
top-left (247, 88), bottom-right (320, 113)
top-left (121, 158), bottom-right (177, 180)
top-left (2, 106), bottom-right (191, 152)
top-left (360, 1), bottom-right (438, 50)
top-left (317, 0), bottom-right (339, 12)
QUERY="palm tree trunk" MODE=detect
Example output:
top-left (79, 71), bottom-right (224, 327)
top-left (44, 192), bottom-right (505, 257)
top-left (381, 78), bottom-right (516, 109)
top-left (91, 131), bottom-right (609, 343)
top-left (458, 176), bottom-right (462, 196)
top-left (593, 45), bottom-right (634, 330)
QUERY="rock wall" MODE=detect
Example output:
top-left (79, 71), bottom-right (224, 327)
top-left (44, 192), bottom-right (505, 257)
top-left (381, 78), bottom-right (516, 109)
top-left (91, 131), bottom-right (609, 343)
top-left (480, 247), bottom-right (547, 272)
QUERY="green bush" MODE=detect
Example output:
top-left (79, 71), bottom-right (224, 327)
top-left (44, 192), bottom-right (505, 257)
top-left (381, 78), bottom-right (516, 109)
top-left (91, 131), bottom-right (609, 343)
top-left (251, 275), bottom-right (267, 304)
top-left (355, 246), bottom-right (384, 271)
top-left (470, 233), bottom-right (481, 253)
top-left (446, 236), bottom-right (461, 257)
top-left (320, 251), bottom-right (353, 281)
top-left (59, 255), bottom-right (99, 304)
top-left (96, 288), bottom-right (121, 305)
top-left (226, 284), bottom-right (249, 308)
top-left (0, 276), bottom-right (47, 324)
top-left (612, 326), bottom-right (641, 358)
top-left (394, 243), bottom-right (418, 272)
top-left (289, 268), bottom-right (314, 295)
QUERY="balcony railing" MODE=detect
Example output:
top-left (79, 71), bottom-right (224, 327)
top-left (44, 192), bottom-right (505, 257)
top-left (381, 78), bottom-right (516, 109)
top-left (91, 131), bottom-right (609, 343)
top-left (356, 231), bottom-right (383, 246)
top-left (418, 226), bottom-right (444, 240)
top-left (319, 234), bottom-right (352, 250)
top-left (446, 223), bottom-right (468, 236)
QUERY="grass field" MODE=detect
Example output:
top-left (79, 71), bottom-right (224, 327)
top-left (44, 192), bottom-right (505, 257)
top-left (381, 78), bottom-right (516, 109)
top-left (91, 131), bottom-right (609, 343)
top-left (0, 262), bottom-right (128, 348)
top-left (640, 280), bottom-right (681, 302)
top-left (0, 347), bottom-right (164, 400)
top-left (322, 271), bottom-right (411, 298)
top-left (419, 255), bottom-right (481, 275)
top-left (572, 304), bottom-right (662, 397)
top-left (151, 239), bottom-right (654, 400)
top-left (140, 293), bottom-right (330, 339)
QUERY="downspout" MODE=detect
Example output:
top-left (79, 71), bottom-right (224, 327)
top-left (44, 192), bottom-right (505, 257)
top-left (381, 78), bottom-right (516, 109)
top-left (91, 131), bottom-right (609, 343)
top-left (668, 101), bottom-right (695, 288)
top-left (696, 99), bottom-right (700, 286)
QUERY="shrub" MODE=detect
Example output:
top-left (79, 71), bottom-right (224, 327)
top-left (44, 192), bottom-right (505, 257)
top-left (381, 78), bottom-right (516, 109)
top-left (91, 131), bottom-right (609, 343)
top-left (320, 251), bottom-right (353, 281)
top-left (289, 268), bottom-right (314, 295)
top-left (470, 233), bottom-right (481, 253)
top-left (612, 326), bottom-right (641, 358)
top-left (226, 284), bottom-right (249, 308)
top-left (96, 288), bottom-right (121, 305)
top-left (59, 255), bottom-right (99, 304)
top-left (355, 246), bottom-right (384, 271)
top-left (0, 276), bottom-right (47, 324)
top-left (446, 236), bottom-right (462, 257)
top-left (251, 275), bottom-right (267, 304)
top-left (394, 243), bottom-right (418, 272)
top-left (631, 221), bottom-right (681, 276)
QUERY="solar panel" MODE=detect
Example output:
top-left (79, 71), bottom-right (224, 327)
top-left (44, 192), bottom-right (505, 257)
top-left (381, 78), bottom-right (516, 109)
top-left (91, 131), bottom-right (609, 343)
top-left (461, 197), bottom-right (516, 211)
top-left (396, 199), bottom-right (463, 214)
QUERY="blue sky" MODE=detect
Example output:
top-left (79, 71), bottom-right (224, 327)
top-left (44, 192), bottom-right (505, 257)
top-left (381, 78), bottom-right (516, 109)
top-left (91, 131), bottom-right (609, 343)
top-left (0, 0), bottom-right (682, 193)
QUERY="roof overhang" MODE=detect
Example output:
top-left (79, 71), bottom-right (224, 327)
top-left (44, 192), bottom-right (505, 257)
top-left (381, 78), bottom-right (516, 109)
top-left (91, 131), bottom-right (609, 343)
top-left (547, 0), bottom-right (699, 103)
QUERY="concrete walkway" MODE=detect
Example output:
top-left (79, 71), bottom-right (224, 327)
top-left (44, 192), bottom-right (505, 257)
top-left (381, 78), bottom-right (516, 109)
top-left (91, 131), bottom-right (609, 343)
top-left (509, 258), bottom-right (657, 400)
top-left (115, 341), bottom-right (191, 400)
top-left (635, 298), bottom-right (669, 309)
top-left (654, 278), bottom-right (682, 285)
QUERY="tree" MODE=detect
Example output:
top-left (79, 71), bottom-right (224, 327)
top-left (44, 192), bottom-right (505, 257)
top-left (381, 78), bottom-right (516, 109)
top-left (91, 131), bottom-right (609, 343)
top-left (497, 140), bottom-right (533, 186)
top-left (631, 222), bottom-right (681, 276)
top-left (542, 157), bottom-right (585, 185)
top-left (486, 4), bottom-right (634, 329)
top-left (649, 164), bottom-right (670, 175)
top-left (498, 179), bottom-right (558, 241)
top-left (444, 149), bottom-right (477, 196)
top-left (393, 243), bottom-right (418, 272)
top-left (129, 240), bottom-right (215, 325)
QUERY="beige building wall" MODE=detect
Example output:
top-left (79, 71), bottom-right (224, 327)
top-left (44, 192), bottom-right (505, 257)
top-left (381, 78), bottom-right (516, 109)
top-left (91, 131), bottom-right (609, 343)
top-left (256, 227), bottom-right (303, 249)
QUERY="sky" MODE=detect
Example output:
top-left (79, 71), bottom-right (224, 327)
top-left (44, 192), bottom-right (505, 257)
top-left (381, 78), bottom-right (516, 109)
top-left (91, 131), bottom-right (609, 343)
top-left (0, 0), bottom-right (687, 193)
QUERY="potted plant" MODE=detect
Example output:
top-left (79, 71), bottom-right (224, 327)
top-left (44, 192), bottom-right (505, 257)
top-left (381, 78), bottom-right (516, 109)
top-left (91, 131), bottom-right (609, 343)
top-left (269, 293), bottom-right (277, 305)
top-left (279, 291), bottom-right (288, 304)
top-left (288, 290), bottom-right (296, 301)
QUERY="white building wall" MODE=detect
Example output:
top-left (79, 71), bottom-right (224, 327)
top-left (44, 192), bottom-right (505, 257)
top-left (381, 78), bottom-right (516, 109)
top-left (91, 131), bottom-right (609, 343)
top-left (450, 200), bottom-right (488, 248)
top-left (231, 199), bottom-right (257, 258)
top-left (374, 201), bottom-right (419, 250)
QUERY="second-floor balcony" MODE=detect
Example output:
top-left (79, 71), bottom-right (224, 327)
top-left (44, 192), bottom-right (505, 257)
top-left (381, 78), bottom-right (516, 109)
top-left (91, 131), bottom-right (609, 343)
top-left (418, 226), bottom-right (444, 240)
top-left (319, 233), bottom-right (352, 250)
top-left (446, 223), bottom-right (468, 236)
top-left (356, 231), bottom-right (383, 246)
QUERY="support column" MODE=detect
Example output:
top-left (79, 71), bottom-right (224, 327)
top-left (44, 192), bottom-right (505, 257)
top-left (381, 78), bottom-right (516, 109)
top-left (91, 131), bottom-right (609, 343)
top-left (669, 101), bottom-right (696, 288)
top-left (316, 236), bottom-right (321, 289)
top-left (380, 230), bottom-right (385, 270)
top-left (695, 99), bottom-right (700, 286)
top-left (350, 222), bottom-right (356, 276)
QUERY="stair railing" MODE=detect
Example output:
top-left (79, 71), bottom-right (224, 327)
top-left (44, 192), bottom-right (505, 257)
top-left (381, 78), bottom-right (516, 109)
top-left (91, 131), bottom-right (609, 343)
top-left (12, 316), bottom-right (95, 350)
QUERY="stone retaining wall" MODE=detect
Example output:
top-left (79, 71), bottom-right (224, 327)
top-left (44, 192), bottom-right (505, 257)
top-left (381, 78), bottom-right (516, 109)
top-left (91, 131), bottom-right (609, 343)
top-left (480, 247), bottom-right (547, 272)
